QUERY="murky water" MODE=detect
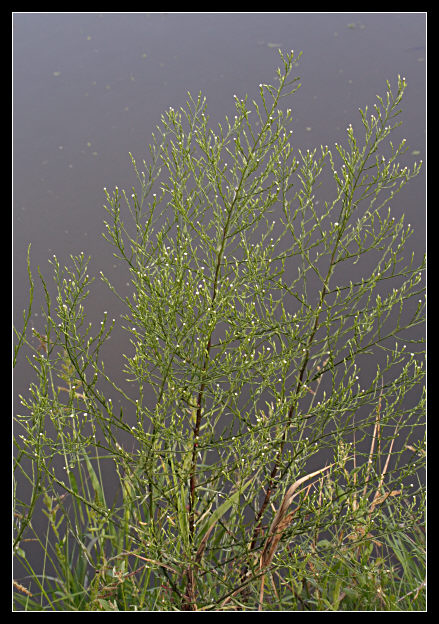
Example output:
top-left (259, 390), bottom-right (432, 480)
top-left (13, 12), bottom-right (425, 309)
top-left (13, 10), bottom-right (426, 406)
top-left (13, 12), bottom-right (426, 598)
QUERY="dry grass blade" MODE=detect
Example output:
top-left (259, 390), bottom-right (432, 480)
top-left (260, 464), bottom-right (334, 570)
top-left (119, 551), bottom-right (179, 575)
top-left (362, 385), bottom-right (383, 499)
top-left (256, 464), bottom-right (333, 609)
top-left (195, 522), bottom-right (216, 565)
top-left (13, 580), bottom-right (33, 597)
top-left (369, 489), bottom-right (401, 515)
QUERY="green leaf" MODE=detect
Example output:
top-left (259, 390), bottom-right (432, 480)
top-left (83, 454), bottom-right (106, 508)
top-left (197, 471), bottom-right (258, 542)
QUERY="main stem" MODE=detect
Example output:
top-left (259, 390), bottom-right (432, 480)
top-left (181, 74), bottom-right (291, 610)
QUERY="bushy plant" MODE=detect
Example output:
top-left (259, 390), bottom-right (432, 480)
top-left (14, 51), bottom-right (425, 611)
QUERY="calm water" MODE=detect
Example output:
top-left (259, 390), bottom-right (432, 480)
top-left (13, 10), bottom-right (426, 400)
top-left (13, 12), bottom-right (426, 593)
top-left (14, 12), bottom-right (425, 310)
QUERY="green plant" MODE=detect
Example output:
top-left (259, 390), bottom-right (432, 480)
top-left (14, 50), bottom-right (425, 611)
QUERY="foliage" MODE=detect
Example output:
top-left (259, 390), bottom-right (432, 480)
top-left (14, 51), bottom-right (425, 611)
